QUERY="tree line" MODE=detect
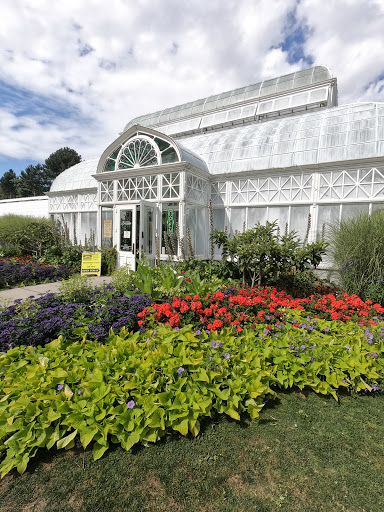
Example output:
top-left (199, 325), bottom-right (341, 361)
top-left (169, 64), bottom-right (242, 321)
top-left (0, 147), bottom-right (81, 199)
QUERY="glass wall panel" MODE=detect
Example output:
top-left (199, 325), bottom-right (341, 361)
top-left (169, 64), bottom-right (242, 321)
top-left (230, 208), bottom-right (246, 234)
top-left (80, 212), bottom-right (97, 246)
top-left (317, 204), bottom-right (340, 238)
top-left (290, 206), bottom-right (311, 240)
top-left (161, 203), bottom-right (179, 256)
top-left (267, 206), bottom-right (289, 232)
top-left (247, 207), bottom-right (267, 228)
top-left (101, 207), bottom-right (113, 248)
top-left (341, 203), bottom-right (369, 220)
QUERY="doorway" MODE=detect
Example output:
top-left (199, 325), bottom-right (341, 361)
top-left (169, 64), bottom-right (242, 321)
top-left (116, 200), bottom-right (156, 270)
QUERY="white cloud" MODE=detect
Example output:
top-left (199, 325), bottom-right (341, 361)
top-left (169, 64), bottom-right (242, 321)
top-left (0, 0), bottom-right (383, 171)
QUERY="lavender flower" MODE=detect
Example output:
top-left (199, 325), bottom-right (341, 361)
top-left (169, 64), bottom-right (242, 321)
top-left (289, 344), bottom-right (295, 350)
top-left (324, 327), bottom-right (330, 332)
top-left (195, 330), bottom-right (201, 335)
top-left (177, 367), bottom-right (185, 377)
top-left (57, 384), bottom-right (64, 391)
top-left (224, 353), bottom-right (230, 360)
top-left (127, 400), bottom-right (135, 409)
top-left (211, 341), bottom-right (218, 348)
top-left (263, 329), bottom-right (269, 336)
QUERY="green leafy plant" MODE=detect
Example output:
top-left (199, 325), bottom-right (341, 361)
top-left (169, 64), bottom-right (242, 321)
top-left (211, 221), bottom-right (328, 287)
top-left (0, 215), bottom-right (55, 258)
top-left (0, 317), bottom-right (382, 477)
top-left (59, 274), bottom-right (94, 303)
top-left (101, 246), bottom-right (118, 276)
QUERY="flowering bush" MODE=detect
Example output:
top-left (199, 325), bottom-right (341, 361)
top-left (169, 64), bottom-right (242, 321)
top-left (137, 285), bottom-right (384, 333)
top-left (0, 259), bottom-right (70, 290)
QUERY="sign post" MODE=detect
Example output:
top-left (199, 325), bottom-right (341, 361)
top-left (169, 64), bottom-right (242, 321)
top-left (81, 252), bottom-right (102, 277)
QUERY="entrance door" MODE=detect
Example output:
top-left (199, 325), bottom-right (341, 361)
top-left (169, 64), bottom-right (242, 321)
top-left (139, 200), bottom-right (156, 266)
top-left (116, 205), bottom-right (137, 270)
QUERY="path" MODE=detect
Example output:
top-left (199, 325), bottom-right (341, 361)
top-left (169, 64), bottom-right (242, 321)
top-left (0, 276), bottom-right (113, 305)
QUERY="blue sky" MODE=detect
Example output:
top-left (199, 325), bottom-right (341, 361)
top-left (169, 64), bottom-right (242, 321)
top-left (0, 0), bottom-right (384, 177)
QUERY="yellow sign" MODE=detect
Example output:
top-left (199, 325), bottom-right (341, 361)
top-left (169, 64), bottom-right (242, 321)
top-left (81, 252), bottom-right (102, 277)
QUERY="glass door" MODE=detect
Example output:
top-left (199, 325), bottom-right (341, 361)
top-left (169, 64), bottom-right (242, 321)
top-left (139, 200), bottom-right (156, 266)
top-left (116, 205), bottom-right (137, 270)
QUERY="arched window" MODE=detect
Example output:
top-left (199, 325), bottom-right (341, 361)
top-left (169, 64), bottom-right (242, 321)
top-left (103, 131), bottom-right (179, 172)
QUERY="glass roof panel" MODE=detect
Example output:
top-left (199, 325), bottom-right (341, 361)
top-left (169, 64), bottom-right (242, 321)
top-left (123, 66), bottom-right (333, 132)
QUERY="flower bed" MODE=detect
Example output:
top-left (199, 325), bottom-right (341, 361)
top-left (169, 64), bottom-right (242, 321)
top-left (0, 288), bottom-right (152, 352)
top-left (137, 285), bottom-right (384, 332)
top-left (0, 258), bottom-right (70, 290)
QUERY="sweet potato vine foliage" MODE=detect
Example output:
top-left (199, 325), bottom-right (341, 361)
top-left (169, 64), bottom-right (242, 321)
top-left (0, 313), bottom-right (383, 478)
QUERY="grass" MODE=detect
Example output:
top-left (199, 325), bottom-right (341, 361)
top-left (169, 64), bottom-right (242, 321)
top-left (1, 390), bottom-right (383, 512)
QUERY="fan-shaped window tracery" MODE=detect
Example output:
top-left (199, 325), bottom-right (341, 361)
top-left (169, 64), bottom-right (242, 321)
top-left (103, 132), bottom-right (179, 172)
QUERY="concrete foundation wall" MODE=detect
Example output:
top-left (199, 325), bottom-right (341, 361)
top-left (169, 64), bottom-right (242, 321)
top-left (0, 196), bottom-right (49, 218)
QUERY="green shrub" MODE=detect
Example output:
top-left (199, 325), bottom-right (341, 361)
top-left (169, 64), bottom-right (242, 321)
top-left (59, 273), bottom-right (93, 303)
top-left (101, 246), bottom-right (117, 275)
top-left (0, 214), bottom-right (54, 257)
top-left (0, 244), bottom-right (23, 258)
top-left (329, 209), bottom-right (384, 302)
top-left (211, 221), bottom-right (328, 288)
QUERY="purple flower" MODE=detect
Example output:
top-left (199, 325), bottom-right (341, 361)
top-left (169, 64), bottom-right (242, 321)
top-left (345, 346), bottom-right (351, 350)
top-left (77, 390), bottom-right (82, 395)
top-left (219, 342), bottom-right (223, 347)
top-left (224, 353), bottom-right (230, 360)
top-left (211, 341), bottom-right (218, 348)
top-left (310, 345), bottom-right (316, 350)
top-left (263, 329), bottom-right (269, 336)
top-left (289, 344), bottom-right (295, 350)
top-left (300, 345), bottom-right (306, 349)
top-left (275, 324), bottom-right (282, 329)
top-left (371, 352), bottom-right (378, 357)
top-left (195, 330), bottom-right (201, 335)
top-left (341, 378), bottom-right (346, 383)
top-left (308, 326), bottom-right (314, 331)
top-left (174, 327), bottom-right (180, 331)
top-left (177, 367), bottom-right (185, 377)
top-left (372, 383), bottom-right (379, 391)
top-left (310, 357), bottom-right (314, 362)
top-left (127, 400), bottom-right (135, 409)
top-left (203, 381), bottom-right (208, 385)
top-left (266, 315), bottom-right (270, 320)
top-left (324, 327), bottom-right (330, 332)
top-left (205, 329), bottom-right (210, 334)
top-left (57, 384), bottom-right (64, 391)
top-left (301, 324), bottom-right (307, 329)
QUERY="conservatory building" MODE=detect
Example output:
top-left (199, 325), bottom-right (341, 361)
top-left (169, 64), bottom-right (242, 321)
top-left (45, 65), bottom-right (384, 269)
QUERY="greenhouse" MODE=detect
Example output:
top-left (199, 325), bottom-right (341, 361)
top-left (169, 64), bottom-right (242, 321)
top-left (42, 65), bottom-right (384, 268)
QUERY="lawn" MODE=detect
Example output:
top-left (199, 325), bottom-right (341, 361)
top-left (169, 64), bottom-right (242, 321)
top-left (0, 391), bottom-right (383, 512)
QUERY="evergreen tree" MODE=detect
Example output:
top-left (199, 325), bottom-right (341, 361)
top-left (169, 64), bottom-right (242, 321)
top-left (44, 147), bottom-right (81, 186)
top-left (0, 170), bottom-right (18, 199)
top-left (17, 164), bottom-right (47, 197)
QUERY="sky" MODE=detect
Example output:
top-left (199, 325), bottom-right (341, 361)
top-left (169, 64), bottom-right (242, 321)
top-left (0, 0), bottom-right (384, 177)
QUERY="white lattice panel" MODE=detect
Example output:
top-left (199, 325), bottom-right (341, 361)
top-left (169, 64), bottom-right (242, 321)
top-left (230, 174), bottom-right (312, 204)
top-left (117, 176), bottom-right (158, 201)
top-left (80, 193), bottom-right (97, 210)
top-left (162, 173), bottom-right (180, 199)
top-left (186, 174), bottom-right (208, 204)
top-left (101, 181), bottom-right (114, 202)
top-left (319, 168), bottom-right (384, 201)
top-left (211, 182), bottom-right (227, 205)
top-left (49, 195), bottom-right (78, 211)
